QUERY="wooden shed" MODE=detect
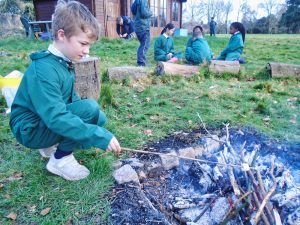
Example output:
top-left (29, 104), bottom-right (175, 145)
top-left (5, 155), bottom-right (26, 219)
top-left (33, 0), bottom-right (187, 38)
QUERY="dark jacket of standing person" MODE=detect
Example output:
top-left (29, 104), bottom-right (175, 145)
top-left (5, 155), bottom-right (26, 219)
top-left (209, 17), bottom-right (217, 36)
top-left (131, 0), bottom-right (152, 33)
top-left (131, 0), bottom-right (152, 66)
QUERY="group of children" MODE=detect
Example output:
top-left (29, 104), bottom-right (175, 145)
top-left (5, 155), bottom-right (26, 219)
top-left (9, 0), bottom-right (246, 182)
top-left (154, 22), bottom-right (246, 65)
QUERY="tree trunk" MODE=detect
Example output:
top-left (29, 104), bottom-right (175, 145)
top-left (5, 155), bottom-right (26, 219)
top-left (209, 60), bottom-right (240, 74)
top-left (107, 66), bottom-right (151, 80)
top-left (155, 62), bottom-right (200, 77)
top-left (266, 62), bottom-right (300, 78)
top-left (73, 57), bottom-right (100, 100)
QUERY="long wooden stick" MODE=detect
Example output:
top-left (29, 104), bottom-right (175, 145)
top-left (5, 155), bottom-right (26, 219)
top-left (122, 147), bottom-right (254, 169)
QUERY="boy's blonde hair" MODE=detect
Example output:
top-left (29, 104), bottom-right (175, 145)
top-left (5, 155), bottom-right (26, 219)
top-left (52, 0), bottom-right (101, 40)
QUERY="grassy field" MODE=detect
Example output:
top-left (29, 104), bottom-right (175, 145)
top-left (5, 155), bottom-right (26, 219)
top-left (0, 34), bottom-right (300, 224)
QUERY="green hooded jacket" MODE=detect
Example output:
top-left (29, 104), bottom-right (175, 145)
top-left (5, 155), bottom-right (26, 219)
top-left (133, 0), bottom-right (152, 33)
top-left (154, 34), bottom-right (175, 61)
top-left (217, 32), bottom-right (244, 61)
top-left (10, 51), bottom-right (113, 150)
top-left (185, 37), bottom-right (212, 64)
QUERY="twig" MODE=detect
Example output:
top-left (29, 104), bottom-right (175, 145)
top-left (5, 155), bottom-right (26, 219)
top-left (251, 190), bottom-right (271, 225)
top-left (220, 191), bottom-right (252, 225)
top-left (196, 112), bottom-right (226, 144)
top-left (219, 202), bottom-right (249, 225)
top-left (254, 157), bottom-right (277, 224)
top-left (221, 151), bottom-right (241, 196)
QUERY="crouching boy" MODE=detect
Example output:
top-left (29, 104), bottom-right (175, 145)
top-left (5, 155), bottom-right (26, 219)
top-left (9, 0), bottom-right (121, 181)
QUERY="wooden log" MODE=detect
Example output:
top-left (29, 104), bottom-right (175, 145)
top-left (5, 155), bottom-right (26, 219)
top-left (209, 60), bottom-right (240, 74)
top-left (73, 57), bottom-right (100, 100)
top-left (266, 62), bottom-right (300, 78)
top-left (107, 66), bottom-right (151, 80)
top-left (155, 61), bottom-right (199, 77)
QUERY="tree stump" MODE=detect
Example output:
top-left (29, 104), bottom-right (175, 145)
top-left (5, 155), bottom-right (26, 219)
top-left (266, 62), bottom-right (300, 78)
top-left (107, 66), bottom-right (151, 80)
top-left (73, 57), bottom-right (100, 100)
top-left (209, 60), bottom-right (240, 74)
top-left (155, 61), bottom-right (200, 77)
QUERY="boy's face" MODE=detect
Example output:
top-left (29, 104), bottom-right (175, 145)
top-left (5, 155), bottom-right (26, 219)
top-left (56, 29), bottom-right (95, 61)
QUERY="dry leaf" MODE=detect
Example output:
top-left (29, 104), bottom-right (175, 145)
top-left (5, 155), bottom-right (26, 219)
top-left (0, 183), bottom-right (4, 188)
top-left (7, 172), bottom-right (23, 181)
top-left (290, 118), bottom-right (297, 124)
top-left (6, 212), bottom-right (17, 220)
top-left (127, 113), bottom-right (133, 119)
top-left (143, 129), bottom-right (152, 136)
top-left (40, 207), bottom-right (51, 216)
top-left (145, 97), bottom-right (151, 102)
top-left (188, 120), bottom-right (193, 125)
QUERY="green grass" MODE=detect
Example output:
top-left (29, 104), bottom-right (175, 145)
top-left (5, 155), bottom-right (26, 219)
top-left (0, 34), bottom-right (300, 224)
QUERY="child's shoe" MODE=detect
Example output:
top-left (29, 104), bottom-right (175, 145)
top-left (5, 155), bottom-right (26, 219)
top-left (39, 146), bottom-right (57, 158)
top-left (46, 154), bottom-right (90, 181)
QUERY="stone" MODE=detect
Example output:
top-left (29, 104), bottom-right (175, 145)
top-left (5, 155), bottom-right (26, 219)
top-left (113, 164), bottom-right (139, 185)
top-left (138, 171), bottom-right (147, 182)
top-left (179, 147), bottom-right (196, 159)
top-left (160, 150), bottom-right (180, 170)
top-left (193, 146), bottom-right (205, 157)
top-left (203, 135), bottom-right (221, 154)
top-left (146, 162), bottom-right (164, 178)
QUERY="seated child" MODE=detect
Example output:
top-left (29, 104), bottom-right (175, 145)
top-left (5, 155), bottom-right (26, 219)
top-left (9, 0), bottom-right (121, 181)
top-left (116, 16), bottom-right (136, 39)
top-left (217, 22), bottom-right (245, 62)
top-left (154, 23), bottom-right (182, 62)
top-left (185, 25), bottom-right (213, 65)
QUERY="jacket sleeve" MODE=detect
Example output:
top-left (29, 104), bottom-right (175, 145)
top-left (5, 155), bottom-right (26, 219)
top-left (169, 38), bottom-right (175, 54)
top-left (140, 0), bottom-right (152, 19)
top-left (28, 63), bottom-right (113, 150)
top-left (154, 38), bottom-right (168, 61)
top-left (220, 34), bottom-right (244, 56)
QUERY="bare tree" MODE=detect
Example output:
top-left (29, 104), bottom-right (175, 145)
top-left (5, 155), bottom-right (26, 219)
top-left (236, 0), bottom-right (247, 22)
top-left (224, 0), bottom-right (233, 33)
top-left (241, 3), bottom-right (257, 33)
top-left (259, 0), bottom-right (278, 33)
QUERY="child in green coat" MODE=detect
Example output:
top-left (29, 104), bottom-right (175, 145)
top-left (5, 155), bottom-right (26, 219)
top-left (154, 23), bottom-right (181, 62)
top-left (9, 0), bottom-right (121, 181)
top-left (185, 25), bottom-right (213, 65)
top-left (217, 22), bottom-right (245, 61)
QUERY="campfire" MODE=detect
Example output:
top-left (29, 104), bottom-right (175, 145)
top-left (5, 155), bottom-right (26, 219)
top-left (110, 122), bottom-right (300, 224)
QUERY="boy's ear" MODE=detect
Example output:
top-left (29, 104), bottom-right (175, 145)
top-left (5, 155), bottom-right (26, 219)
top-left (57, 29), bottom-right (66, 41)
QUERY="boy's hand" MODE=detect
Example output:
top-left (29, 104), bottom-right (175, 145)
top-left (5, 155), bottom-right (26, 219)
top-left (107, 137), bottom-right (121, 154)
